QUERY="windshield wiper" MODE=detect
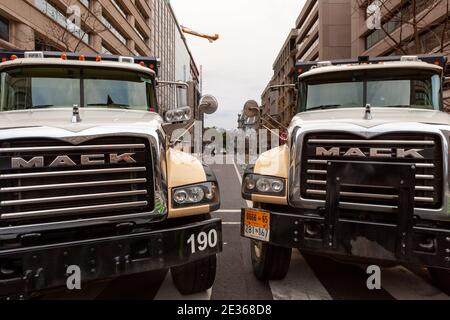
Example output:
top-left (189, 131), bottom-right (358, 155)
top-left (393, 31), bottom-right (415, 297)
top-left (307, 104), bottom-right (343, 111)
top-left (27, 104), bottom-right (55, 109)
top-left (386, 104), bottom-right (430, 109)
top-left (87, 103), bottom-right (130, 109)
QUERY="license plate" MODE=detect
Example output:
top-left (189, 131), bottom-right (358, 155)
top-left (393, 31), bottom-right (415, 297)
top-left (244, 209), bottom-right (270, 242)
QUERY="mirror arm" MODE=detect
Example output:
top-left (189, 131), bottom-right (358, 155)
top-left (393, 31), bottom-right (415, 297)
top-left (157, 80), bottom-right (189, 89)
top-left (169, 121), bottom-right (196, 147)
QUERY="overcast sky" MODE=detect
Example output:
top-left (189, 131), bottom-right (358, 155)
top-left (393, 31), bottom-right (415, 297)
top-left (170, 0), bottom-right (306, 130)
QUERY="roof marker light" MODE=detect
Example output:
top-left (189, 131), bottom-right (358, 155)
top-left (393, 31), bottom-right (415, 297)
top-left (139, 61), bottom-right (146, 67)
top-left (24, 51), bottom-right (44, 59)
top-left (1, 57), bottom-right (7, 63)
top-left (317, 61), bottom-right (332, 68)
top-left (96, 55), bottom-right (102, 62)
top-left (61, 53), bottom-right (67, 60)
top-left (119, 56), bottom-right (135, 64)
top-left (10, 55), bottom-right (18, 61)
top-left (79, 55), bottom-right (85, 61)
top-left (401, 56), bottom-right (419, 62)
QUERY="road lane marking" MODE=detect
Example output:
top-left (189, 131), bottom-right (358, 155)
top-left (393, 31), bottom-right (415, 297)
top-left (269, 251), bottom-right (332, 300)
top-left (154, 271), bottom-right (212, 301)
top-left (380, 266), bottom-right (449, 300)
top-left (232, 160), bottom-right (253, 208)
top-left (222, 222), bottom-right (241, 225)
top-left (216, 209), bottom-right (241, 213)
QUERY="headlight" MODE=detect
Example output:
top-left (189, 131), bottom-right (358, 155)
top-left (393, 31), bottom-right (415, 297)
top-left (172, 182), bottom-right (219, 208)
top-left (243, 174), bottom-right (285, 196)
top-left (164, 106), bottom-right (191, 123)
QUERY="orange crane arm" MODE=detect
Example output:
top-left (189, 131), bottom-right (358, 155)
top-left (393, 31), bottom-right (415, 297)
top-left (181, 26), bottom-right (219, 42)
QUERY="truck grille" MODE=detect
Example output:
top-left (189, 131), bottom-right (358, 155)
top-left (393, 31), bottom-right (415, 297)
top-left (301, 133), bottom-right (443, 209)
top-left (0, 137), bottom-right (154, 225)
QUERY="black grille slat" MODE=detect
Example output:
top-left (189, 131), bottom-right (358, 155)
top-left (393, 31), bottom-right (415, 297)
top-left (301, 132), bottom-right (443, 209)
top-left (0, 137), bottom-right (154, 225)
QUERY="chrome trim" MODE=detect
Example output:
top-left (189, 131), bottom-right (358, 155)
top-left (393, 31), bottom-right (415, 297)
top-left (308, 139), bottom-right (435, 146)
top-left (307, 180), bottom-right (434, 191)
top-left (289, 123), bottom-right (450, 220)
top-left (416, 174), bottom-right (435, 180)
top-left (0, 144), bottom-right (146, 153)
top-left (307, 159), bottom-right (434, 168)
top-left (307, 180), bottom-right (327, 185)
top-left (1, 201), bottom-right (149, 220)
top-left (0, 178), bottom-right (147, 193)
top-left (307, 169), bottom-right (327, 175)
top-left (306, 169), bottom-right (434, 180)
top-left (0, 167), bottom-right (146, 180)
top-left (306, 189), bottom-right (434, 202)
top-left (1, 190), bottom-right (148, 206)
top-left (0, 125), bottom-right (169, 236)
top-left (416, 186), bottom-right (435, 191)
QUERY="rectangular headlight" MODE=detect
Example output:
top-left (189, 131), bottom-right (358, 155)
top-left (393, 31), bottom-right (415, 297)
top-left (243, 174), bottom-right (286, 196)
top-left (172, 182), bottom-right (219, 208)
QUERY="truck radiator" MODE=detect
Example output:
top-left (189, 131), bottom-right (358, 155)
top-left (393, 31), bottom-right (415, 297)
top-left (301, 133), bottom-right (443, 209)
top-left (0, 137), bottom-right (154, 225)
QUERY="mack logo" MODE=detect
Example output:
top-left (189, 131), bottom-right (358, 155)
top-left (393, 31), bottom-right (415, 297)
top-left (315, 147), bottom-right (424, 159)
top-left (11, 153), bottom-right (136, 169)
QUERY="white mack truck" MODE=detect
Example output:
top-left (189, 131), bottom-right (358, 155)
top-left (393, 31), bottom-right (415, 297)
top-left (241, 54), bottom-right (450, 294)
top-left (0, 50), bottom-right (221, 299)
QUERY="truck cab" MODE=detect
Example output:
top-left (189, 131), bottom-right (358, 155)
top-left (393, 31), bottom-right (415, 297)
top-left (241, 54), bottom-right (450, 293)
top-left (0, 50), bottom-right (222, 299)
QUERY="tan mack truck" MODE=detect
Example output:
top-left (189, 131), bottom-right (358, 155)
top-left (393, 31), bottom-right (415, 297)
top-left (0, 50), bottom-right (222, 299)
top-left (241, 54), bottom-right (450, 294)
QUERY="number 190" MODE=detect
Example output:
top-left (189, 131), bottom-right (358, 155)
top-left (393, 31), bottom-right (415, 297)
top-left (187, 229), bottom-right (218, 254)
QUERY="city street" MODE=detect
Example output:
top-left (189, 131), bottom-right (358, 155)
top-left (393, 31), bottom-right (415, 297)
top-left (39, 162), bottom-right (450, 301)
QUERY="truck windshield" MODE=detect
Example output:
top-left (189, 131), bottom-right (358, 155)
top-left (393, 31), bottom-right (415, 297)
top-left (0, 66), bottom-right (158, 112)
top-left (300, 68), bottom-right (442, 112)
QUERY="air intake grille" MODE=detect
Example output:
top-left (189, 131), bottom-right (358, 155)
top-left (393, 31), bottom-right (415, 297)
top-left (0, 137), bottom-right (154, 226)
top-left (301, 133), bottom-right (443, 209)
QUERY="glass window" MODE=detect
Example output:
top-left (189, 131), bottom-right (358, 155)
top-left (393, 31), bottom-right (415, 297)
top-left (84, 69), bottom-right (150, 110)
top-left (300, 70), bottom-right (441, 112)
top-left (0, 16), bottom-right (9, 41)
top-left (0, 67), bottom-right (157, 112)
top-left (306, 82), bottom-right (364, 110)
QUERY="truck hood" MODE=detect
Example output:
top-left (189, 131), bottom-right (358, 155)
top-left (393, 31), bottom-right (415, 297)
top-left (0, 108), bottom-right (164, 132)
top-left (290, 107), bottom-right (450, 129)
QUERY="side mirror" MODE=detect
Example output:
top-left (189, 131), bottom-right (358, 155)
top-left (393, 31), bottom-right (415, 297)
top-left (243, 100), bottom-right (260, 118)
top-left (199, 95), bottom-right (218, 115)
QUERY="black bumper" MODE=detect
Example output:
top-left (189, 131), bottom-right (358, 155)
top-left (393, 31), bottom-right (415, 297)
top-left (0, 218), bottom-right (222, 299)
top-left (241, 209), bottom-right (450, 269)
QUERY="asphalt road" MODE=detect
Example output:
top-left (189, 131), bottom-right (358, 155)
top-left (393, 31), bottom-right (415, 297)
top-left (39, 162), bottom-right (450, 300)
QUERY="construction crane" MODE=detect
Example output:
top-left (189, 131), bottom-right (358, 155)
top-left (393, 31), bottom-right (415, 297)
top-left (181, 26), bottom-right (219, 43)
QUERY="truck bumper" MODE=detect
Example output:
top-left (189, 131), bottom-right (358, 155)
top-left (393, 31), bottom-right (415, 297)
top-left (241, 209), bottom-right (450, 270)
top-left (0, 218), bottom-right (222, 299)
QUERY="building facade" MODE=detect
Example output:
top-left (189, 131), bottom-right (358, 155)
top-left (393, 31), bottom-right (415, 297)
top-left (260, 0), bottom-right (352, 129)
top-left (295, 0), bottom-right (352, 62)
top-left (0, 0), bottom-right (200, 114)
top-left (259, 0), bottom-right (449, 130)
top-left (350, 0), bottom-right (449, 107)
